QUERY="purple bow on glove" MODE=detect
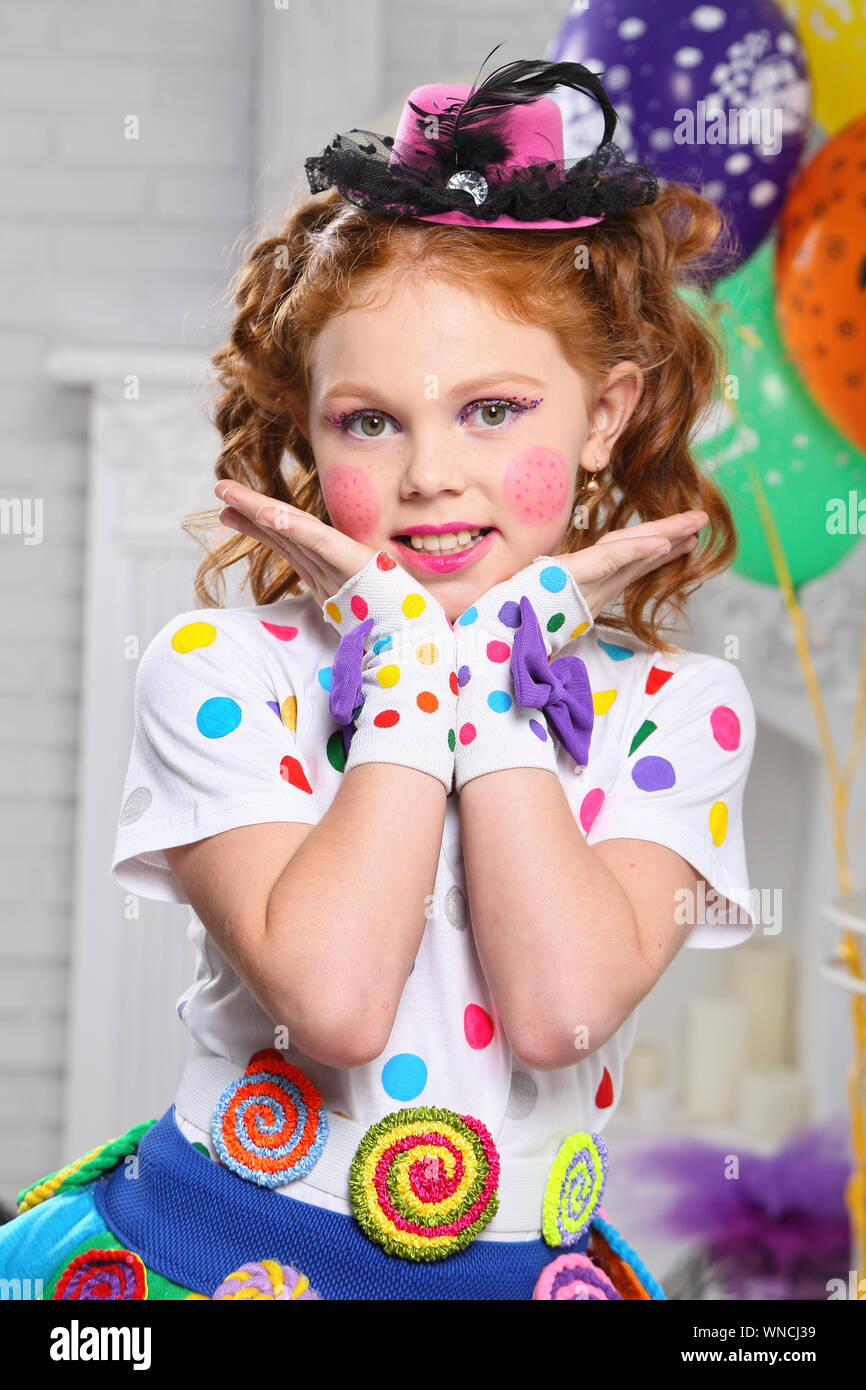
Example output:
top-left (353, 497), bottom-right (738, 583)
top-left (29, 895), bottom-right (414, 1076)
top-left (328, 616), bottom-right (373, 750)
top-left (510, 596), bottom-right (594, 768)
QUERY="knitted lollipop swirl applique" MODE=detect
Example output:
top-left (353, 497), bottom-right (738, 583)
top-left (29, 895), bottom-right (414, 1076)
top-left (212, 1048), bottom-right (328, 1187)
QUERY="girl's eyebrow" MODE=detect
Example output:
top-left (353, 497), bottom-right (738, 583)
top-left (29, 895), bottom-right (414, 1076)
top-left (319, 371), bottom-right (546, 405)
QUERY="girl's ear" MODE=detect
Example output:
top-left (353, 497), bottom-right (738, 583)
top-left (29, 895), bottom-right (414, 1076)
top-left (583, 362), bottom-right (644, 467)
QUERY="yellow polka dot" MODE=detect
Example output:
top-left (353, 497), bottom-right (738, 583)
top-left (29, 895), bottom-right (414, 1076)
top-left (377, 664), bottom-right (401, 688)
top-left (325, 601), bottom-right (342, 624)
top-left (416, 643), bottom-right (439, 665)
top-left (570, 621), bottom-right (591, 638)
top-left (593, 688), bottom-right (617, 716)
top-left (402, 593), bottom-right (426, 620)
top-left (281, 695), bottom-right (297, 732)
top-left (171, 621), bottom-right (217, 654)
top-left (709, 800), bottom-right (728, 847)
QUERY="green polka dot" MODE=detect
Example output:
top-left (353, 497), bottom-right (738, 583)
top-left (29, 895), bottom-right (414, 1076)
top-left (448, 728), bottom-right (456, 751)
top-left (327, 728), bottom-right (348, 772)
top-left (547, 612), bottom-right (565, 632)
top-left (191, 1142), bottom-right (210, 1158)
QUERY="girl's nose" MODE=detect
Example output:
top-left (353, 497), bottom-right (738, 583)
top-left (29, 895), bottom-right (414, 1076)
top-left (400, 432), bottom-right (467, 495)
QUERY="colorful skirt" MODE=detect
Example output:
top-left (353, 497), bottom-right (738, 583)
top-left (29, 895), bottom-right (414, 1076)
top-left (0, 1105), bottom-right (665, 1301)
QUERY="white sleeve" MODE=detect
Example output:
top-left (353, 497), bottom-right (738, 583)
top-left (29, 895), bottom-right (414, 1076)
top-left (585, 654), bottom-right (758, 949)
top-left (111, 608), bottom-right (322, 903)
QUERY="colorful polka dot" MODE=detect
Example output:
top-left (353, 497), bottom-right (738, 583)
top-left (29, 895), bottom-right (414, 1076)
top-left (645, 665), bottom-right (673, 694)
top-left (376, 664), bottom-right (400, 688)
top-left (529, 719), bottom-right (548, 741)
top-left (279, 755), bottom-right (313, 794)
top-left (172, 621), bottom-right (217, 653)
top-left (594, 689), bottom-right (617, 715)
top-left (281, 695), bottom-right (297, 731)
top-left (539, 565), bottom-right (568, 592)
top-left (376, 551), bottom-right (396, 571)
top-left (571, 621), bottom-right (591, 638)
top-left (486, 640), bottom-right (510, 663)
top-left (325, 601), bottom-right (342, 624)
top-left (711, 705), bottom-right (741, 751)
top-left (595, 1067), bottom-right (614, 1109)
top-left (196, 697), bottom-right (242, 738)
top-left (497, 600), bottom-right (522, 628)
top-left (628, 719), bottom-right (656, 755)
top-left (417, 691), bottom-right (439, 713)
top-left (447, 728), bottom-right (456, 751)
top-left (631, 755), bottom-right (675, 792)
top-left (487, 690), bottom-right (512, 712)
top-left (547, 612), bottom-right (565, 633)
top-left (459, 722), bottom-right (476, 745)
top-left (709, 800), bottom-right (728, 846)
top-left (579, 786), bottom-right (605, 833)
top-left (350, 595), bottom-right (368, 620)
top-left (457, 665), bottom-right (471, 687)
top-left (326, 728), bottom-right (347, 772)
top-left (445, 885), bottom-right (468, 930)
top-left (373, 709), bottom-right (400, 728)
top-left (402, 594), bottom-right (426, 620)
top-left (464, 1003), bottom-right (494, 1049)
top-left (260, 621), bottom-right (298, 642)
top-left (381, 1053), bottom-right (428, 1102)
top-left (318, 667), bottom-right (332, 691)
top-left (373, 636), bottom-right (392, 654)
top-left (416, 643), bottom-right (439, 665)
top-left (597, 637), bottom-right (634, 661)
top-left (457, 607), bottom-right (478, 626)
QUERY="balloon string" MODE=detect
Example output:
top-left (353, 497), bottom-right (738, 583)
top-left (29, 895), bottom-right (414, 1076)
top-left (726, 392), bottom-right (866, 1285)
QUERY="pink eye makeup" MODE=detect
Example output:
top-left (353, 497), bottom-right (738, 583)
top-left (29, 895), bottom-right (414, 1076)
top-left (323, 396), bottom-right (543, 436)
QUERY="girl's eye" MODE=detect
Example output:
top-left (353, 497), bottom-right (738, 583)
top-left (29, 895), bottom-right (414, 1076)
top-left (327, 410), bottom-right (400, 438)
top-left (459, 398), bottom-right (536, 429)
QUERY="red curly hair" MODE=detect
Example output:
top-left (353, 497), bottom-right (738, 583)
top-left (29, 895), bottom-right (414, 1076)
top-left (185, 182), bottom-right (739, 653)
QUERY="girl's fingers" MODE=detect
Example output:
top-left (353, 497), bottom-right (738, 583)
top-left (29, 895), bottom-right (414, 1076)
top-left (219, 507), bottom-right (324, 599)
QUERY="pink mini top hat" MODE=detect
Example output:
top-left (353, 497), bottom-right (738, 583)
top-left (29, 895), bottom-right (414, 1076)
top-left (305, 48), bottom-right (658, 231)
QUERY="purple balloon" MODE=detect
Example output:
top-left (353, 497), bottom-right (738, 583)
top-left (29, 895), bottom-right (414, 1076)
top-left (547, 0), bottom-right (811, 269)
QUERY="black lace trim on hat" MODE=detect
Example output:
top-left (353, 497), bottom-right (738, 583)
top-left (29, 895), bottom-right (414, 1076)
top-left (304, 130), bottom-right (659, 223)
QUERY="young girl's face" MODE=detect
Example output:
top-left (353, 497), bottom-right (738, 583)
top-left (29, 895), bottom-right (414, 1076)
top-left (304, 272), bottom-right (639, 622)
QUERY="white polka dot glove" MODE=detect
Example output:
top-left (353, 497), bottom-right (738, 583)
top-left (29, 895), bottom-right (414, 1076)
top-left (453, 555), bottom-right (596, 792)
top-left (322, 549), bottom-right (458, 793)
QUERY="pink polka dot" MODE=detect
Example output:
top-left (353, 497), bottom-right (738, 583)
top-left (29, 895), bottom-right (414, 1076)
top-left (502, 447), bottom-right (570, 526)
top-left (710, 704), bottom-right (741, 751)
top-left (464, 1003), bottom-right (494, 1049)
top-left (579, 787), bottom-right (605, 833)
top-left (260, 622), bottom-right (298, 641)
top-left (486, 639), bottom-right (511, 663)
top-left (459, 722), bottom-right (477, 745)
top-left (350, 594), bottom-right (368, 620)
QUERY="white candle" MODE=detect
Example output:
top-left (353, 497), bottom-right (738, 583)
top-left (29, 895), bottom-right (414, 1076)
top-left (684, 996), bottom-right (748, 1123)
top-left (738, 1067), bottom-right (811, 1147)
top-left (731, 942), bottom-right (795, 1067)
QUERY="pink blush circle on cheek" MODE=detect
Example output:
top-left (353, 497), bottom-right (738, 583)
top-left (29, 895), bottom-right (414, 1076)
top-left (319, 465), bottom-right (380, 543)
top-left (502, 447), bottom-right (571, 527)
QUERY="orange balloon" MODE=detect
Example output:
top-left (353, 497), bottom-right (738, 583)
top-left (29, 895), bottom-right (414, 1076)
top-left (775, 113), bottom-right (866, 453)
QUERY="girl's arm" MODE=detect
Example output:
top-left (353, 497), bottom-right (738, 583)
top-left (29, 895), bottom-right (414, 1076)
top-left (459, 766), bottom-right (695, 1070)
top-left (164, 761), bottom-right (446, 1070)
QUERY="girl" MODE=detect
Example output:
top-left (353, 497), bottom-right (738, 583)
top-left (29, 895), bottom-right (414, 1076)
top-left (1, 57), bottom-right (756, 1302)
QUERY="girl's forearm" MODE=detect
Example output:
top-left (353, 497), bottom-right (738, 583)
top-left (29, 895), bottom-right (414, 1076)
top-left (459, 767), bottom-right (650, 1070)
top-left (263, 761), bottom-right (446, 1067)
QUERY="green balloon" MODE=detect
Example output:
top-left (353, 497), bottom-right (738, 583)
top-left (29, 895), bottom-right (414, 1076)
top-left (692, 238), bottom-right (866, 587)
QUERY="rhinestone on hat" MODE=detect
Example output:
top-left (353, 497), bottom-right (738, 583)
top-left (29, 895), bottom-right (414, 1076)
top-left (445, 169), bottom-right (489, 206)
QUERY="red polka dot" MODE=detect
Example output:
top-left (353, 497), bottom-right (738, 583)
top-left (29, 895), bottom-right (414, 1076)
top-left (486, 640), bottom-right (511, 663)
top-left (279, 755), bottom-right (313, 794)
top-left (350, 595), bottom-right (368, 620)
top-left (579, 787), bottom-right (605, 833)
top-left (459, 722), bottom-right (476, 745)
top-left (464, 1003), bottom-right (494, 1049)
top-left (374, 709), bottom-right (400, 728)
top-left (595, 1067), bottom-right (614, 1108)
top-left (417, 691), bottom-right (439, 713)
top-left (376, 551), bottom-right (396, 570)
top-left (449, 670), bottom-right (459, 696)
top-left (645, 666), bottom-right (673, 695)
top-left (260, 622), bottom-right (298, 641)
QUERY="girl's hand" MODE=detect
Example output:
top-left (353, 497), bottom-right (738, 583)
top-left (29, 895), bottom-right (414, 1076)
top-left (559, 510), bottom-right (709, 620)
top-left (214, 481), bottom-right (377, 609)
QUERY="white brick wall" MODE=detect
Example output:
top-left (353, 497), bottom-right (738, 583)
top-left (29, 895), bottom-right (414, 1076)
top-left (0, 0), bottom-right (254, 1207)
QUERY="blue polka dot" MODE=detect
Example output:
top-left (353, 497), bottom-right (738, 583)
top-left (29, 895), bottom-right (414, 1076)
top-left (373, 636), bottom-right (392, 654)
top-left (457, 607), bottom-right (478, 626)
top-left (488, 689), bottom-right (512, 712)
top-left (318, 667), bottom-right (332, 691)
top-left (196, 697), bottom-right (241, 738)
top-left (539, 565), bottom-right (567, 592)
top-left (529, 718), bottom-right (548, 741)
top-left (597, 637), bottom-right (634, 661)
top-left (381, 1053), bottom-right (427, 1102)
